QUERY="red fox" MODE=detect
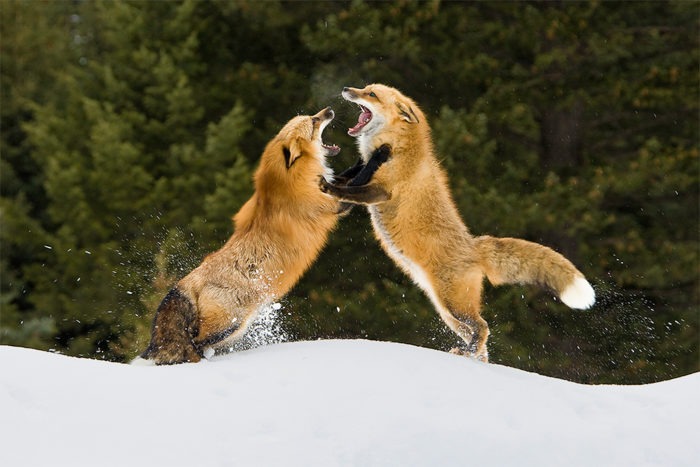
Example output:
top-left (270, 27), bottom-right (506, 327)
top-left (321, 84), bottom-right (595, 362)
top-left (137, 107), bottom-right (347, 364)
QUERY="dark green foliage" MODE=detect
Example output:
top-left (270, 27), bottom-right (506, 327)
top-left (1, 0), bottom-right (697, 383)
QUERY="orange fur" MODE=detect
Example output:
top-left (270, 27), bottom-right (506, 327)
top-left (326, 84), bottom-right (595, 362)
top-left (140, 108), bottom-right (342, 364)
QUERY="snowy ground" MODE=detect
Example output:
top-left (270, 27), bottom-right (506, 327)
top-left (1, 339), bottom-right (698, 467)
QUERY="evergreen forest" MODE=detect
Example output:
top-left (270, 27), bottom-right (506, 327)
top-left (1, 0), bottom-right (698, 384)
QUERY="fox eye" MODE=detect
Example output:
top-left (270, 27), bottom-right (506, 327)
top-left (369, 91), bottom-right (377, 98)
top-left (311, 116), bottom-right (320, 124)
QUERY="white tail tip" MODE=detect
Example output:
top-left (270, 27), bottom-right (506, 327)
top-left (560, 276), bottom-right (596, 309)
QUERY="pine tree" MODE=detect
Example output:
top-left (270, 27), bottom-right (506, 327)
top-left (15, 1), bottom-right (258, 358)
top-left (297, 0), bottom-right (699, 383)
top-left (3, 0), bottom-right (697, 382)
top-left (1, 0), bottom-right (78, 349)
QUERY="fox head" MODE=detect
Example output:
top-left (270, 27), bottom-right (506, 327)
top-left (342, 84), bottom-right (425, 159)
top-left (256, 107), bottom-right (340, 195)
top-left (234, 107), bottom-right (341, 231)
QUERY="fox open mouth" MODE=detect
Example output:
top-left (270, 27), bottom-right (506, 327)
top-left (319, 112), bottom-right (341, 156)
top-left (322, 141), bottom-right (340, 156)
top-left (348, 105), bottom-right (372, 137)
top-left (320, 124), bottom-right (340, 156)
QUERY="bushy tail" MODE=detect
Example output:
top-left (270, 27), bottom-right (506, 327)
top-left (138, 287), bottom-right (202, 365)
top-left (474, 235), bottom-right (595, 309)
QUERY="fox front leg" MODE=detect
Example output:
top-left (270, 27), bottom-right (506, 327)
top-left (323, 143), bottom-right (391, 205)
top-left (320, 178), bottom-right (391, 205)
top-left (332, 159), bottom-right (365, 214)
top-left (320, 144), bottom-right (391, 207)
top-left (334, 144), bottom-right (391, 185)
top-left (348, 144), bottom-right (391, 186)
top-left (333, 158), bottom-right (365, 185)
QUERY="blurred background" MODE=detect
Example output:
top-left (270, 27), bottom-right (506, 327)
top-left (1, 0), bottom-right (697, 383)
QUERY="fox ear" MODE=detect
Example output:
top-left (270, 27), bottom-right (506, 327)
top-left (395, 101), bottom-right (419, 124)
top-left (283, 139), bottom-right (303, 169)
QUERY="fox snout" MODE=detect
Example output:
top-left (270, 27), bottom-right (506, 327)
top-left (313, 106), bottom-right (334, 122)
top-left (342, 87), bottom-right (358, 99)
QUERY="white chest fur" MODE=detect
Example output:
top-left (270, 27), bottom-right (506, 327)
top-left (368, 207), bottom-right (451, 321)
top-left (358, 135), bottom-right (373, 162)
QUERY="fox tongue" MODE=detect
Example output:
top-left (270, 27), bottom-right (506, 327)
top-left (359, 107), bottom-right (372, 123)
top-left (348, 107), bottom-right (372, 136)
top-left (348, 122), bottom-right (364, 136)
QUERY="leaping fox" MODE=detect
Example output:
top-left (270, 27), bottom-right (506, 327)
top-left (322, 84), bottom-right (595, 361)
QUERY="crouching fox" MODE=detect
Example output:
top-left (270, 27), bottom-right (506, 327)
top-left (137, 107), bottom-right (348, 364)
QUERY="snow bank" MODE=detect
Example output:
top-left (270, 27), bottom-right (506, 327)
top-left (1, 340), bottom-right (697, 467)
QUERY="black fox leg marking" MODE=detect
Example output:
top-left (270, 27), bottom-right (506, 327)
top-left (334, 158), bottom-right (365, 184)
top-left (348, 144), bottom-right (391, 186)
top-left (332, 144), bottom-right (391, 186)
top-left (331, 159), bottom-right (364, 215)
top-left (320, 144), bottom-right (391, 205)
top-left (142, 287), bottom-right (203, 364)
top-left (196, 322), bottom-right (242, 350)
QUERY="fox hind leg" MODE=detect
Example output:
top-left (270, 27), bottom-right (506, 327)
top-left (447, 315), bottom-right (490, 362)
top-left (435, 272), bottom-right (490, 362)
top-left (442, 310), bottom-right (490, 362)
top-left (141, 287), bottom-right (203, 365)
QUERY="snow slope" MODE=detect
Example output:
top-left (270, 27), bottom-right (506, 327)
top-left (1, 340), bottom-right (697, 467)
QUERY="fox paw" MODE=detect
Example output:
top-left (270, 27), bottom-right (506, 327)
top-left (331, 175), bottom-right (351, 186)
top-left (319, 176), bottom-right (331, 193)
top-left (336, 202), bottom-right (354, 216)
top-left (374, 143), bottom-right (392, 162)
top-left (450, 346), bottom-right (489, 363)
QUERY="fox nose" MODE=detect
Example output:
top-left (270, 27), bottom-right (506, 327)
top-left (313, 107), bottom-right (334, 123)
top-left (342, 87), bottom-right (349, 93)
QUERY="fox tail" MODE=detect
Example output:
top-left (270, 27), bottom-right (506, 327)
top-left (474, 235), bottom-right (595, 309)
